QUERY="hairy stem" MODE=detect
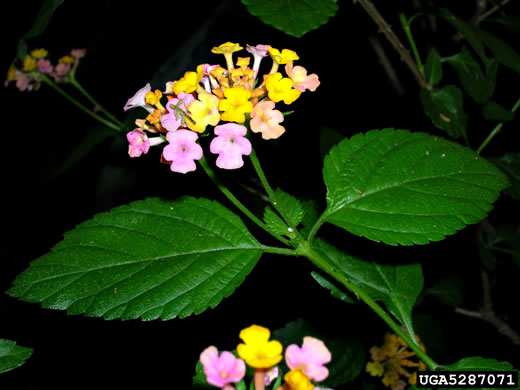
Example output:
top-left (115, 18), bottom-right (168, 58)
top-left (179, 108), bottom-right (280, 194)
top-left (354, 0), bottom-right (429, 89)
top-left (41, 75), bottom-right (121, 132)
top-left (199, 155), bottom-right (290, 246)
top-left (477, 96), bottom-right (520, 154)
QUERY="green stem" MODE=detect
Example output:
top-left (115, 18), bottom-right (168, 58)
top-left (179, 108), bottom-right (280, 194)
top-left (399, 12), bottom-right (424, 75)
top-left (297, 241), bottom-right (439, 371)
top-left (249, 146), bottom-right (275, 199)
top-left (477, 97), bottom-right (520, 154)
top-left (70, 77), bottom-right (125, 128)
top-left (262, 246), bottom-right (299, 256)
top-left (198, 155), bottom-right (290, 246)
top-left (41, 75), bottom-right (121, 133)
top-left (307, 214), bottom-right (327, 243)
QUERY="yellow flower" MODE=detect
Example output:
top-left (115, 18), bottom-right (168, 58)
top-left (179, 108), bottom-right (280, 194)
top-left (145, 89), bottom-right (162, 106)
top-left (30, 48), bottom-right (48, 59)
top-left (382, 371), bottom-right (400, 387)
top-left (264, 72), bottom-right (301, 104)
top-left (22, 56), bottom-right (37, 72)
top-left (172, 67), bottom-right (203, 95)
top-left (212, 42), bottom-right (243, 55)
top-left (187, 91), bottom-right (220, 133)
top-left (7, 64), bottom-right (17, 82)
top-left (369, 346), bottom-right (386, 362)
top-left (212, 42), bottom-right (243, 72)
top-left (284, 369), bottom-right (314, 390)
top-left (236, 325), bottom-right (282, 368)
top-left (366, 361), bottom-right (384, 377)
top-left (59, 55), bottom-right (75, 65)
top-left (268, 47), bottom-right (299, 64)
top-left (218, 86), bottom-right (253, 123)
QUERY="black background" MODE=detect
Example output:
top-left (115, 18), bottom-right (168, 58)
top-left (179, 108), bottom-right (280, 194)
top-left (1, 1), bottom-right (519, 389)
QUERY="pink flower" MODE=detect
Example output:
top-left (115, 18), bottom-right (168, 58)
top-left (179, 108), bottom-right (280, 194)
top-left (124, 83), bottom-right (154, 113)
top-left (15, 73), bottom-right (33, 91)
top-left (285, 62), bottom-right (320, 92)
top-left (250, 100), bottom-right (285, 140)
top-left (70, 48), bottom-right (87, 59)
top-left (127, 129), bottom-right (150, 157)
top-left (246, 44), bottom-right (269, 79)
top-left (285, 336), bottom-right (332, 382)
top-left (210, 123), bottom-right (251, 169)
top-left (162, 129), bottom-right (202, 173)
top-left (200, 346), bottom-right (246, 388)
top-left (264, 366), bottom-right (279, 386)
top-left (55, 63), bottom-right (70, 77)
top-left (37, 59), bottom-right (53, 74)
top-left (160, 92), bottom-right (195, 132)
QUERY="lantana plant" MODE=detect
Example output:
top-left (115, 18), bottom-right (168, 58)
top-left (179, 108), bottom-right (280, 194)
top-left (4, 0), bottom-right (520, 385)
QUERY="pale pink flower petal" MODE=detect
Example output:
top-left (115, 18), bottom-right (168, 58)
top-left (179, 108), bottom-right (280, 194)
top-left (210, 123), bottom-right (251, 170)
top-left (264, 366), bottom-right (279, 386)
top-left (285, 62), bottom-right (320, 92)
top-left (124, 83), bottom-right (154, 113)
top-left (200, 346), bottom-right (246, 388)
top-left (162, 129), bottom-right (202, 173)
top-left (250, 100), bottom-right (285, 140)
top-left (160, 92), bottom-right (195, 132)
top-left (285, 336), bottom-right (332, 382)
top-left (70, 48), bottom-right (87, 59)
top-left (127, 129), bottom-right (150, 157)
top-left (55, 63), bottom-right (70, 77)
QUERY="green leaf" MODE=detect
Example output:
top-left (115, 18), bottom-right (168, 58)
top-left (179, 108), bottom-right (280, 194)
top-left (240, 0), bottom-right (338, 38)
top-left (490, 153), bottom-right (520, 201)
top-left (310, 271), bottom-right (356, 304)
top-left (483, 101), bottom-right (515, 122)
top-left (264, 206), bottom-right (293, 238)
top-left (440, 357), bottom-right (519, 390)
top-left (300, 200), bottom-right (320, 238)
top-left (423, 274), bottom-right (463, 307)
top-left (438, 8), bottom-right (489, 63)
top-left (322, 129), bottom-right (509, 245)
top-left (8, 197), bottom-right (264, 320)
top-left (313, 239), bottom-right (423, 343)
top-left (272, 188), bottom-right (304, 228)
top-left (485, 16), bottom-right (520, 35)
top-left (420, 85), bottom-right (468, 140)
top-left (445, 47), bottom-right (498, 103)
top-left (273, 318), bottom-right (365, 387)
top-left (439, 8), bottom-right (520, 74)
top-left (17, 0), bottom-right (66, 59)
top-left (473, 27), bottom-right (520, 74)
top-left (0, 339), bottom-right (33, 374)
top-left (193, 359), bottom-right (212, 388)
top-left (425, 49), bottom-right (443, 87)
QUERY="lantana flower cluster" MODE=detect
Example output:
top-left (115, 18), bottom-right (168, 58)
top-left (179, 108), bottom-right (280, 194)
top-left (200, 324), bottom-right (332, 390)
top-left (5, 48), bottom-right (86, 91)
top-left (123, 42), bottom-right (319, 173)
top-left (365, 332), bottom-right (427, 389)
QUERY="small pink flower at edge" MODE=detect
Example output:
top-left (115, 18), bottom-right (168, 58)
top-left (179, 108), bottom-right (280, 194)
top-left (250, 100), bottom-right (285, 140)
top-left (55, 63), bottom-right (70, 77)
top-left (124, 83), bottom-right (154, 113)
top-left (200, 346), bottom-right (246, 388)
top-left (127, 129), bottom-right (150, 157)
top-left (285, 336), bottom-right (332, 382)
top-left (210, 123), bottom-right (251, 170)
top-left (162, 129), bottom-right (202, 173)
top-left (285, 62), bottom-right (320, 92)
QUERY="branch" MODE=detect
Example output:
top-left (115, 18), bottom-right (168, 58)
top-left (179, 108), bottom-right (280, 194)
top-left (455, 270), bottom-right (520, 345)
top-left (353, 0), bottom-right (429, 89)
